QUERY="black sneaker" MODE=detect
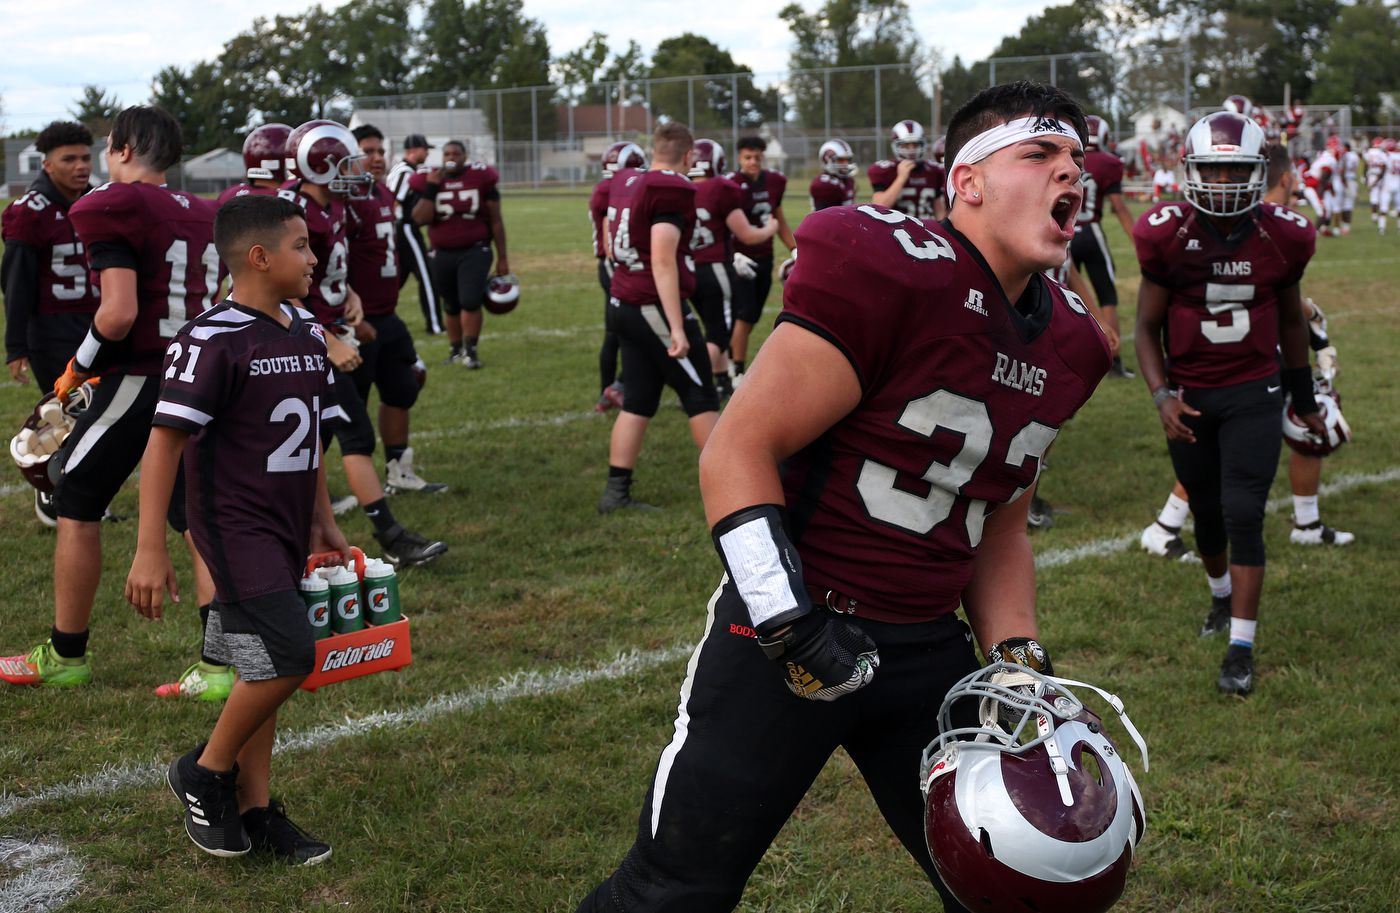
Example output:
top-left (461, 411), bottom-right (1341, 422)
top-left (1026, 495), bottom-right (1054, 529)
top-left (34, 490), bottom-right (58, 528)
top-left (1218, 644), bottom-right (1254, 695)
top-left (1199, 595), bottom-right (1231, 637)
top-left (166, 744), bottom-right (250, 857)
top-left (373, 523), bottom-right (448, 567)
top-left (242, 800), bottom-right (332, 866)
top-left (1109, 356), bottom-right (1136, 379)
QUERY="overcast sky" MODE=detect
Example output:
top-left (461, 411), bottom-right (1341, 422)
top-left (0, 0), bottom-right (1055, 132)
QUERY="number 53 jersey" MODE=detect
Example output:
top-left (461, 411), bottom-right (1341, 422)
top-left (153, 302), bottom-right (347, 601)
top-left (1133, 201), bottom-right (1316, 389)
top-left (777, 205), bottom-right (1111, 622)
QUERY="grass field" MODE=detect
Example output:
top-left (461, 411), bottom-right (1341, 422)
top-left (1, 186), bottom-right (1398, 913)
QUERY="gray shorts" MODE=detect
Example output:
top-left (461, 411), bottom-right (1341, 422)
top-left (203, 590), bottom-right (316, 681)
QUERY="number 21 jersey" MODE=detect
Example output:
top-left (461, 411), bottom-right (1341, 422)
top-left (153, 302), bottom-right (346, 602)
top-left (778, 205), bottom-right (1111, 622)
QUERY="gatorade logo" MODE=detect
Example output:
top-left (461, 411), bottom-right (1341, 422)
top-left (320, 637), bottom-right (398, 672)
top-left (336, 593), bottom-right (360, 620)
top-left (368, 586), bottom-right (388, 610)
top-left (308, 600), bottom-right (329, 626)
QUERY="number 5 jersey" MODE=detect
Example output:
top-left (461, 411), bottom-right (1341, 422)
top-left (777, 204), bottom-right (1112, 622)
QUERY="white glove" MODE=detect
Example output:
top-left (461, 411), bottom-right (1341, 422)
top-left (1316, 346), bottom-right (1338, 381)
top-left (732, 252), bottom-right (758, 280)
top-left (778, 252), bottom-right (797, 283)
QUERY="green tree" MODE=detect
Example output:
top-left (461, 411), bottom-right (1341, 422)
top-left (649, 33), bottom-right (772, 131)
top-left (779, 0), bottom-right (931, 132)
top-left (150, 62), bottom-right (248, 153)
top-left (984, 0), bottom-right (1113, 114)
top-left (70, 85), bottom-right (122, 132)
top-left (342, 0), bottom-right (418, 100)
top-left (553, 32), bottom-right (613, 106)
top-left (1312, 0), bottom-right (1400, 123)
top-left (937, 56), bottom-right (990, 128)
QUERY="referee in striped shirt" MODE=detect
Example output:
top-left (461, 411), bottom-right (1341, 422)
top-left (387, 134), bottom-right (442, 335)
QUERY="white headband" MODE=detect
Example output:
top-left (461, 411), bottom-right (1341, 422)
top-left (948, 116), bottom-right (1082, 202)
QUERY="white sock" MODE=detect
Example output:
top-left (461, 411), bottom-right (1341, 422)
top-left (1228, 618), bottom-right (1257, 648)
top-left (1158, 493), bottom-right (1190, 529)
top-left (1293, 495), bottom-right (1320, 527)
top-left (1208, 572), bottom-right (1232, 599)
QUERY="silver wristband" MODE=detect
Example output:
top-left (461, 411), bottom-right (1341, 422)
top-left (1151, 387), bottom-right (1174, 407)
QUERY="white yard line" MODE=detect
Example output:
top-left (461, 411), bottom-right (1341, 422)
top-left (0, 839), bottom-right (82, 913)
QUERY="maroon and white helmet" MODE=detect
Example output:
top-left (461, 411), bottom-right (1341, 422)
top-left (931, 134), bottom-right (947, 165)
top-left (485, 273), bottom-right (520, 314)
top-left (1283, 385), bottom-right (1350, 457)
top-left (818, 139), bottom-right (856, 177)
top-left (922, 664), bottom-right (1148, 913)
top-left (1182, 111), bottom-right (1267, 217)
top-left (10, 386), bottom-right (94, 495)
top-left (603, 141), bottom-right (646, 175)
top-left (688, 139), bottom-right (726, 179)
top-left (890, 119), bottom-right (926, 161)
top-left (1222, 94), bottom-right (1255, 118)
top-left (1084, 115), bottom-right (1110, 150)
top-left (243, 123), bottom-right (292, 182)
top-left (286, 120), bottom-right (373, 197)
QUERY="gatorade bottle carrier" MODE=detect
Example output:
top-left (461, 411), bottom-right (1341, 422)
top-left (299, 546), bottom-right (413, 691)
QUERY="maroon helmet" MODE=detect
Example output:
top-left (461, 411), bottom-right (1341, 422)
top-left (485, 274), bottom-right (520, 314)
top-left (818, 139), bottom-right (856, 177)
top-left (921, 664), bottom-right (1148, 913)
top-left (931, 134), bottom-right (947, 165)
top-left (1222, 94), bottom-right (1255, 118)
top-left (10, 387), bottom-right (94, 495)
top-left (1084, 116), bottom-right (1110, 150)
top-left (688, 139), bottom-right (726, 179)
top-left (286, 120), bottom-right (373, 197)
top-left (242, 123), bottom-right (292, 182)
top-left (1183, 111), bottom-right (1267, 217)
top-left (411, 355), bottom-right (427, 391)
top-left (1283, 385), bottom-right (1350, 457)
top-left (603, 141), bottom-right (646, 175)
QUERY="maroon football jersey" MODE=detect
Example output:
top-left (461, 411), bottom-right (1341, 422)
top-left (607, 169), bottom-right (697, 306)
top-left (809, 173), bottom-right (856, 211)
top-left (729, 169), bottom-right (787, 259)
top-left (277, 182), bottom-right (348, 325)
top-left (867, 159), bottom-right (946, 227)
top-left (1076, 150), bottom-right (1125, 225)
top-left (690, 177), bottom-right (744, 265)
top-left (778, 205), bottom-right (1111, 622)
top-left (409, 164), bottom-right (499, 249)
top-left (588, 177), bottom-right (611, 259)
top-left (2, 183), bottom-right (99, 317)
top-left (216, 183), bottom-right (278, 207)
top-left (69, 181), bottom-right (221, 376)
top-left (153, 302), bottom-right (345, 601)
top-left (346, 181), bottom-right (400, 317)
top-left (1133, 201), bottom-right (1316, 389)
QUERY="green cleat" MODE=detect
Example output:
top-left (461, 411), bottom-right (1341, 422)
top-left (155, 661), bottom-right (234, 702)
top-left (0, 641), bottom-right (92, 686)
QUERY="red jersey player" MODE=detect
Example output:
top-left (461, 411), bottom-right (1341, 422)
top-left (577, 82), bottom-right (1110, 913)
top-left (1135, 111), bottom-right (1323, 696)
top-left (1070, 115), bottom-right (1137, 377)
top-left (589, 141), bottom-right (646, 411)
top-left (808, 139), bottom-right (857, 211)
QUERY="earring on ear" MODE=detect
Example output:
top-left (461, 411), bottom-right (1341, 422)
top-left (971, 191), bottom-right (980, 199)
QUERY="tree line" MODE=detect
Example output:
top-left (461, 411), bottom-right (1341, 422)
top-left (19, 0), bottom-right (1400, 157)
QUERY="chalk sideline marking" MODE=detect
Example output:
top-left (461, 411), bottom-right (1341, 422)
top-left (0, 838), bottom-right (82, 913)
top-left (0, 466), bottom-right (1396, 822)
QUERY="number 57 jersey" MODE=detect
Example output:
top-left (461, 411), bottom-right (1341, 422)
top-left (777, 205), bottom-right (1111, 623)
top-left (1133, 201), bottom-right (1316, 389)
top-left (153, 302), bottom-right (347, 601)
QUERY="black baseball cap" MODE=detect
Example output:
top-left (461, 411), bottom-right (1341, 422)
top-left (403, 134), bottom-right (434, 150)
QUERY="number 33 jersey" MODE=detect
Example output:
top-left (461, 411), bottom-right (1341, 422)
top-left (153, 302), bottom-right (347, 601)
top-left (778, 205), bottom-right (1111, 622)
top-left (1133, 201), bottom-right (1316, 389)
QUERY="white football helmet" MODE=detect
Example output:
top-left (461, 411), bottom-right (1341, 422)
top-left (818, 139), bottom-right (857, 177)
top-left (286, 120), bottom-right (373, 198)
top-left (1283, 385), bottom-right (1350, 457)
top-left (1084, 115), bottom-right (1110, 150)
top-left (921, 664), bottom-right (1148, 913)
top-left (890, 119), bottom-right (926, 161)
top-left (1182, 112), bottom-right (1267, 217)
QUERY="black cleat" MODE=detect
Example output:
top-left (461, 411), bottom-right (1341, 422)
top-left (373, 523), bottom-right (448, 567)
top-left (34, 490), bottom-right (58, 528)
top-left (597, 476), bottom-right (659, 514)
top-left (1109, 356), bottom-right (1136, 379)
top-left (242, 800), bottom-right (332, 866)
top-left (1218, 644), bottom-right (1254, 695)
top-left (1027, 495), bottom-right (1055, 529)
top-left (1199, 595), bottom-right (1231, 637)
top-left (167, 744), bottom-right (250, 857)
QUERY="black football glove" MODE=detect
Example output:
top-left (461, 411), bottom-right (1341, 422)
top-left (757, 612), bottom-right (880, 701)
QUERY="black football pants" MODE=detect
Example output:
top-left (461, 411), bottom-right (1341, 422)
top-left (575, 582), bottom-right (977, 913)
top-left (1168, 374), bottom-right (1283, 566)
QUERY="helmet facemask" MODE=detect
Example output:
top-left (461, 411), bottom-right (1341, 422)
top-left (1184, 155), bottom-right (1265, 217)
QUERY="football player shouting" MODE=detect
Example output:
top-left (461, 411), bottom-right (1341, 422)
top-left (575, 82), bottom-right (1110, 913)
top-left (1135, 113), bottom-right (1325, 695)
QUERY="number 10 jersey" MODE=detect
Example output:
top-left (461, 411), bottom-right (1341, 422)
top-left (777, 205), bottom-right (1112, 622)
top-left (153, 302), bottom-right (346, 602)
